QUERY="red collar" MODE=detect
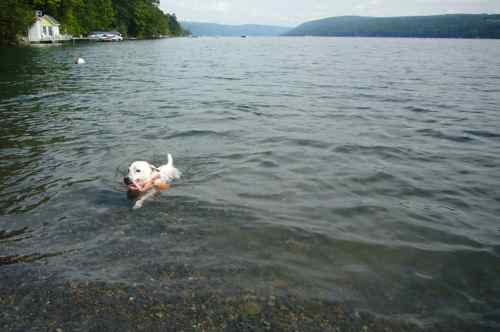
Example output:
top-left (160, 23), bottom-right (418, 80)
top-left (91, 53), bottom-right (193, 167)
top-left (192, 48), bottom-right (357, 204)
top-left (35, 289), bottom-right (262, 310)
top-left (131, 173), bottom-right (161, 192)
top-left (144, 173), bottom-right (161, 188)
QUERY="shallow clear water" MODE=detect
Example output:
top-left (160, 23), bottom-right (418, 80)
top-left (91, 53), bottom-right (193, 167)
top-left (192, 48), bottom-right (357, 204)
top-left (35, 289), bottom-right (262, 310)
top-left (1, 37), bottom-right (500, 328)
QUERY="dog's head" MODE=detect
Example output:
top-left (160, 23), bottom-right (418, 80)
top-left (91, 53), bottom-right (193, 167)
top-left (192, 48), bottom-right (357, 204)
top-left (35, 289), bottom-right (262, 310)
top-left (124, 161), bottom-right (155, 191)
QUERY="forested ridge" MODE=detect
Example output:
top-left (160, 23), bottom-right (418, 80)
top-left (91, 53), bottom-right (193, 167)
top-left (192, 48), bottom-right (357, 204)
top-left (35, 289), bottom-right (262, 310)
top-left (0, 0), bottom-right (186, 45)
top-left (285, 14), bottom-right (500, 39)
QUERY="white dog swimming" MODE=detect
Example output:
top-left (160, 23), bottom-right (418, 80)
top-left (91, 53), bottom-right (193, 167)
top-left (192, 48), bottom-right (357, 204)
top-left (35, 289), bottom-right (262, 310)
top-left (124, 153), bottom-right (181, 209)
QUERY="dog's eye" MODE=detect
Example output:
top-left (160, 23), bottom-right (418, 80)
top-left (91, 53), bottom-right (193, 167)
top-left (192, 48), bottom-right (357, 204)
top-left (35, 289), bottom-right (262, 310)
top-left (136, 169), bottom-right (141, 173)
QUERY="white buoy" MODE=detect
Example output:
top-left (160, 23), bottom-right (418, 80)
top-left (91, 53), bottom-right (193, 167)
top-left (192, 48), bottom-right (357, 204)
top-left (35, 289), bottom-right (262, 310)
top-left (75, 57), bottom-right (85, 65)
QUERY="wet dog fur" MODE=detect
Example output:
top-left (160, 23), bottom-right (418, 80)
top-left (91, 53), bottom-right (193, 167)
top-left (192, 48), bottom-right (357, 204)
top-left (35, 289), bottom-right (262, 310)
top-left (124, 154), bottom-right (181, 209)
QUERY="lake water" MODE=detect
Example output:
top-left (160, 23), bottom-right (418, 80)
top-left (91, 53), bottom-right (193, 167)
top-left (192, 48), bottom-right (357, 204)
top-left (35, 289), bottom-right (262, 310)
top-left (1, 37), bottom-right (500, 331)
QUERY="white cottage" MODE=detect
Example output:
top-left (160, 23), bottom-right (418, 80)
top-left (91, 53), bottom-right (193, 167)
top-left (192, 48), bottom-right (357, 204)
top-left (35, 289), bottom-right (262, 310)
top-left (28, 11), bottom-right (62, 43)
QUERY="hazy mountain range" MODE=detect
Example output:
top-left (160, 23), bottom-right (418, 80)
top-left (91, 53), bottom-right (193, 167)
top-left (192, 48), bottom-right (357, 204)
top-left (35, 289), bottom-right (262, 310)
top-left (284, 14), bottom-right (500, 38)
top-left (181, 22), bottom-right (291, 36)
top-left (184, 14), bottom-right (500, 39)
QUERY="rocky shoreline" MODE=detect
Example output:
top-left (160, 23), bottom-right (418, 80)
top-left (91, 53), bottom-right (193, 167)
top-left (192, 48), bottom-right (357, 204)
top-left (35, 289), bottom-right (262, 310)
top-left (1, 278), bottom-right (427, 332)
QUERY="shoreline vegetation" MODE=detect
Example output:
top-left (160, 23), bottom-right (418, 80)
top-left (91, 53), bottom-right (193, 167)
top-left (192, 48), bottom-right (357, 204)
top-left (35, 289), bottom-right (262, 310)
top-left (284, 14), bottom-right (500, 39)
top-left (0, 0), bottom-right (188, 46)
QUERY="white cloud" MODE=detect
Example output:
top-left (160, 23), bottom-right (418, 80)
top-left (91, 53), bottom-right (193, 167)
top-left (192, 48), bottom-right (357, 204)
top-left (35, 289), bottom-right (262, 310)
top-left (160, 0), bottom-right (500, 26)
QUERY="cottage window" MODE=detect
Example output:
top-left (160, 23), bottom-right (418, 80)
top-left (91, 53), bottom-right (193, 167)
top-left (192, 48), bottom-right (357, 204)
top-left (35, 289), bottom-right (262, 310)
top-left (43, 26), bottom-right (48, 35)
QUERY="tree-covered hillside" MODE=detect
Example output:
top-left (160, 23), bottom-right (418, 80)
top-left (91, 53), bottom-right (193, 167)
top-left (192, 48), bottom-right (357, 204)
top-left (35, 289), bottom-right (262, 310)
top-left (285, 14), bottom-right (500, 39)
top-left (0, 0), bottom-right (186, 45)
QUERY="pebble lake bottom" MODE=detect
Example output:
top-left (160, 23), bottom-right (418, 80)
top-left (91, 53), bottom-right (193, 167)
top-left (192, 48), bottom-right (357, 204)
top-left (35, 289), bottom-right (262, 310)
top-left (1, 37), bottom-right (500, 331)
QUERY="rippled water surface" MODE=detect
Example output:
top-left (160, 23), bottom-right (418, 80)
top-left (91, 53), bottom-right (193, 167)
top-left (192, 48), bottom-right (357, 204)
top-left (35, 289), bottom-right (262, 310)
top-left (1, 37), bottom-right (500, 330)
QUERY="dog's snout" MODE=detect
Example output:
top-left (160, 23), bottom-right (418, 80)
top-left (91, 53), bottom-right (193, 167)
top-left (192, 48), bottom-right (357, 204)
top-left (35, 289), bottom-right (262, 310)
top-left (124, 177), bottom-right (132, 185)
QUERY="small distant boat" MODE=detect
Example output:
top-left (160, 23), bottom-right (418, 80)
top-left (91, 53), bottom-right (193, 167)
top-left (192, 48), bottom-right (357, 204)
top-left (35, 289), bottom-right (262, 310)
top-left (241, 35), bottom-right (247, 38)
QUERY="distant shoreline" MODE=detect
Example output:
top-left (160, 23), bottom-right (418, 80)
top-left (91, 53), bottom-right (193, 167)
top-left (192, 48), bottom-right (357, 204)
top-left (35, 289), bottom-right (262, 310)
top-left (280, 35), bottom-right (500, 40)
top-left (284, 14), bottom-right (500, 39)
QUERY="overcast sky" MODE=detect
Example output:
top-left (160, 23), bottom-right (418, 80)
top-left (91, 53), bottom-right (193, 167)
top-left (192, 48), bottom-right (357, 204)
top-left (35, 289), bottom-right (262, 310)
top-left (160, 0), bottom-right (500, 26)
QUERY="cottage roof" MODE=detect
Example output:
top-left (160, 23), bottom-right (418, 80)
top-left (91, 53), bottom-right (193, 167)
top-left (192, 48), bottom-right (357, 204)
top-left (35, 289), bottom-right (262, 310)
top-left (39, 15), bottom-right (60, 26)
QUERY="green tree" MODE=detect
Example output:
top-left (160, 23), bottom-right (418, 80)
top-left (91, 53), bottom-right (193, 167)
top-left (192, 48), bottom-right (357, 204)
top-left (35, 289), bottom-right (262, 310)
top-left (77, 0), bottom-right (115, 35)
top-left (30, 0), bottom-right (84, 34)
top-left (166, 13), bottom-right (183, 36)
top-left (1, 0), bottom-right (186, 44)
top-left (0, 0), bottom-right (34, 45)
